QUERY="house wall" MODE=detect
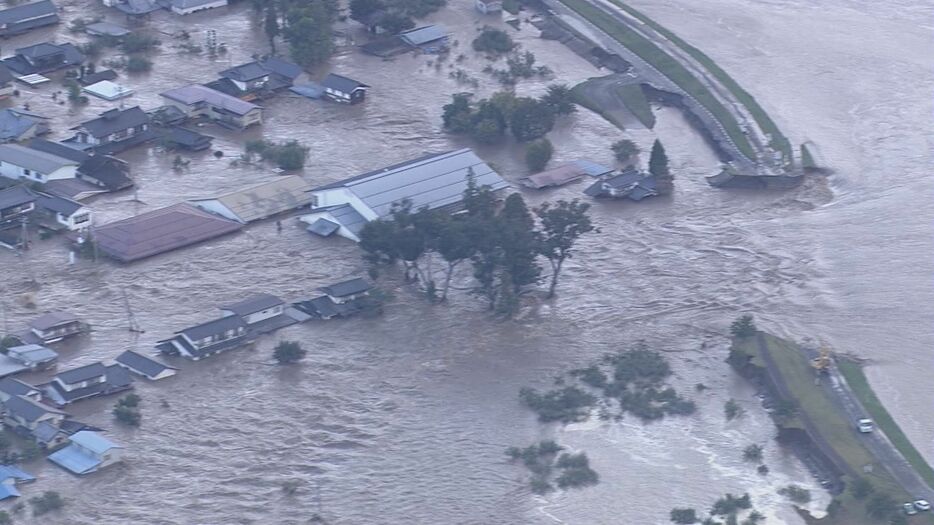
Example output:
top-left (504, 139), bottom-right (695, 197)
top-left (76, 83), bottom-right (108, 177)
top-left (99, 447), bottom-right (123, 468)
top-left (310, 188), bottom-right (378, 220)
top-left (31, 322), bottom-right (83, 342)
top-left (59, 208), bottom-right (91, 231)
top-left (0, 201), bottom-right (34, 220)
top-left (54, 375), bottom-right (104, 392)
top-left (327, 291), bottom-right (368, 304)
top-left (171, 0), bottom-right (228, 15)
top-left (241, 305), bottom-right (283, 324)
top-left (0, 162), bottom-right (76, 183)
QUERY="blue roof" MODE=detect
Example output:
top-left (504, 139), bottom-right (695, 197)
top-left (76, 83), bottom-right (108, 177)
top-left (400, 25), bottom-right (448, 47)
top-left (70, 431), bottom-right (119, 454)
top-left (0, 484), bottom-right (19, 500)
top-left (48, 445), bottom-right (101, 475)
top-left (572, 159), bottom-right (614, 177)
top-left (0, 465), bottom-right (34, 483)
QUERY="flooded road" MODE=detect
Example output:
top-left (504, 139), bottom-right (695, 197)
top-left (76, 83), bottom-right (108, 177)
top-left (0, 0), bottom-right (929, 523)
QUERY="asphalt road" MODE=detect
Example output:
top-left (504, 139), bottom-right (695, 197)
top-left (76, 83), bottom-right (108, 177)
top-left (821, 361), bottom-right (934, 503)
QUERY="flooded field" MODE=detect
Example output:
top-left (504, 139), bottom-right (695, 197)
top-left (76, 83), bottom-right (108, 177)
top-left (0, 0), bottom-right (930, 522)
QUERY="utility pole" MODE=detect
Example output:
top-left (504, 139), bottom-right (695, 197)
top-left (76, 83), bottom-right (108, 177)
top-left (122, 288), bottom-right (144, 333)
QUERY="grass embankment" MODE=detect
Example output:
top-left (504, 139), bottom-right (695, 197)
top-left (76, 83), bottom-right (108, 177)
top-left (615, 83), bottom-right (655, 128)
top-left (570, 81), bottom-right (625, 129)
top-left (732, 334), bottom-right (934, 525)
top-left (606, 0), bottom-right (793, 165)
top-left (557, 0), bottom-right (757, 161)
top-left (839, 359), bottom-right (934, 489)
top-left (800, 144), bottom-right (817, 170)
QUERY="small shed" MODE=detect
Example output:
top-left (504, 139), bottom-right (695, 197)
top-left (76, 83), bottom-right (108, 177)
top-left (114, 350), bottom-right (177, 381)
top-left (320, 74), bottom-right (369, 104)
top-left (82, 80), bottom-right (133, 101)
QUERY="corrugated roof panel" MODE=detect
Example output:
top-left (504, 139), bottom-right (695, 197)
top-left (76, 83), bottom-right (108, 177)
top-left (210, 176), bottom-right (311, 223)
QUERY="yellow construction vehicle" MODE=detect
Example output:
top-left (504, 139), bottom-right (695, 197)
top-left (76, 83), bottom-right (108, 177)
top-left (811, 342), bottom-right (832, 375)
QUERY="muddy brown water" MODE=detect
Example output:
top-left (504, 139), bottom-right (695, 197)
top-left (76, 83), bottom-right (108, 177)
top-left (0, 0), bottom-right (929, 523)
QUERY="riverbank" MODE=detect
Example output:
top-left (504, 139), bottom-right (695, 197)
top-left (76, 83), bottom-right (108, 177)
top-left (730, 332), bottom-right (934, 525)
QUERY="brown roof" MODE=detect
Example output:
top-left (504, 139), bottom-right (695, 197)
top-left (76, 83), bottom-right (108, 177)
top-left (94, 203), bottom-right (242, 263)
top-left (519, 164), bottom-right (587, 190)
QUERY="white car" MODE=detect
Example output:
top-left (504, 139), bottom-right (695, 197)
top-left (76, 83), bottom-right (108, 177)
top-left (914, 499), bottom-right (931, 511)
top-left (857, 418), bottom-right (874, 433)
top-left (904, 502), bottom-right (919, 515)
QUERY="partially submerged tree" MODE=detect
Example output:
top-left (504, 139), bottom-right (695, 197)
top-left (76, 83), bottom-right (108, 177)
top-left (541, 84), bottom-right (576, 115)
top-left (472, 27), bottom-right (515, 55)
top-left (274, 341), bottom-right (307, 364)
top-left (611, 139), bottom-right (638, 163)
top-left (264, 4), bottom-right (280, 54)
top-left (525, 138), bottom-right (553, 172)
top-left (730, 315), bottom-right (756, 338)
top-left (649, 139), bottom-right (673, 195)
top-left (536, 199), bottom-right (596, 298)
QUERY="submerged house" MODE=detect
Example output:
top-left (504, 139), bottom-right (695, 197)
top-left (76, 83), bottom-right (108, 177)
top-left (114, 350), bottom-right (177, 381)
top-left (219, 293), bottom-right (297, 334)
top-left (475, 0), bottom-right (502, 14)
top-left (0, 185), bottom-right (35, 224)
top-left (294, 278), bottom-right (373, 320)
top-left (157, 316), bottom-right (250, 361)
top-left (33, 192), bottom-right (91, 231)
top-left (0, 144), bottom-right (78, 184)
top-left (0, 109), bottom-right (50, 143)
top-left (189, 176), bottom-right (312, 224)
top-left (0, 378), bottom-right (42, 403)
top-left (48, 431), bottom-right (123, 475)
top-left (519, 163), bottom-right (588, 190)
top-left (5, 344), bottom-right (58, 370)
top-left (93, 203), bottom-right (242, 263)
top-left (209, 57), bottom-right (302, 100)
top-left (3, 394), bottom-right (66, 435)
top-left (69, 106), bottom-right (155, 154)
top-left (3, 42), bottom-right (83, 76)
top-left (167, 0), bottom-right (227, 15)
top-left (160, 85), bottom-right (263, 129)
top-left (27, 311), bottom-right (87, 344)
top-left (583, 166), bottom-right (658, 201)
top-left (43, 362), bottom-right (134, 406)
top-left (162, 127), bottom-right (213, 151)
top-left (300, 148), bottom-right (508, 242)
top-left (0, 0), bottom-right (59, 38)
top-left (25, 138), bottom-right (134, 194)
top-left (321, 74), bottom-right (369, 104)
top-left (399, 25), bottom-right (449, 53)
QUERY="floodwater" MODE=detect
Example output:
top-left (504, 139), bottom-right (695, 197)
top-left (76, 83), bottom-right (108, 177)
top-left (0, 0), bottom-right (929, 522)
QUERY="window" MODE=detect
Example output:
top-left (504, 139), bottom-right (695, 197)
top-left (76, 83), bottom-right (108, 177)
top-left (23, 169), bottom-right (30, 177)
top-left (73, 214), bottom-right (90, 225)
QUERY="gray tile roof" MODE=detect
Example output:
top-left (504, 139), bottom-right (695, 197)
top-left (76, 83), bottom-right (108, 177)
top-left (15, 42), bottom-right (65, 59)
top-left (75, 106), bottom-right (149, 139)
top-left (219, 62), bottom-right (269, 82)
top-left (315, 149), bottom-right (508, 218)
top-left (0, 377), bottom-right (39, 398)
top-left (78, 154), bottom-right (133, 191)
top-left (221, 293), bottom-right (284, 316)
top-left (0, 0), bottom-right (58, 28)
top-left (29, 311), bottom-right (78, 331)
top-left (0, 185), bottom-right (34, 210)
top-left (0, 108), bottom-right (47, 141)
top-left (261, 57), bottom-right (301, 80)
top-left (4, 394), bottom-right (61, 422)
top-left (178, 315), bottom-right (245, 341)
top-left (319, 278), bottom-right (371, 298)
top-left (28, 138), bottom-right (90, 163)
top-left (56, 362), bottom-right (106, 385)
top-left (0, 144), bottom-right (77, 174)
top-left (160, 85), bottom-right (260, 116)
top-left (321, 73), bottom-right (368, 95)
top-left (34, 191), bottom-right (83, 216)
top-left (115, 350), bottom-right (175, 378)
top-left (94, 203), bottom-right (242, 262)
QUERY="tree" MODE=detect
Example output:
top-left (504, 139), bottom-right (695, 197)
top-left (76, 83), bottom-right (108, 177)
top-left (435, 217), bottom-right (474, 301)
top-left (670, 508), bottom-right (698, 524)
top-left (742, 444), bottom-right (763, 462)
top-left (525, 138), bottom-right (553, 172)
top-left (499, 194), bottom-right (541, 293)
top-left (741, 512), bottom-right (764, 525)
top-left (730, 315), bottom-right (756, 338)
top-left (442, 94), bottom-right (474, 134)
top-left (724, 399), bottom-right (743, 420)
top-left (472, 27), bottom-right (515, 54)
top-left (285, 1), bottom-right (334, 69)
top-left (849, 477), bottom-right (874, 500)
top-left (125, 56), bottom-right (153, 73)
top-left (349, 0), bottom-right (384, 21)
top-left (29, 491), bottom-right (64, 516)
top-left (0, 510), bottom-right (10, 525)
top-left (777, 485), bottom-right (811, 504)
top-left (611, 139), bottom-right (638, 163)
top-left (649, 139), bottom-right (673, 195)
top-left (264, 4), bottom-right (280, 54)
top-left (510, 98), bottom-right (555, 142)
top-left (274, 341), bottom-right (306, 364)
top-left (536, 199), bottom-right (595, 298)
top-left (541, 84), bottom-right (576, 115)
top-left (469, 100), bottom-right (506, 144)
top-left (865, 493), bottom-right (897, 520)
top-left (378, 12), bottom-right (415, 34)
top-left (113, 405), bottom-right (141, 426)
top-left (119, 393), bottom-right (141, 408)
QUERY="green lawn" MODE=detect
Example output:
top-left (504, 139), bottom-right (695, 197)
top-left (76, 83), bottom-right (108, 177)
top-left (615, 83), bottom-right (655, 128)
top-left (733, 335), bottom-right (934, 524)
top-left (838, 359), bottom-right (934, 488)
top-left (800, 144), bottom-right (817, 169)
top-left (606, 0), bottom-right (793, 165)
top-left (557, 0), bottom-right (757, 161)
